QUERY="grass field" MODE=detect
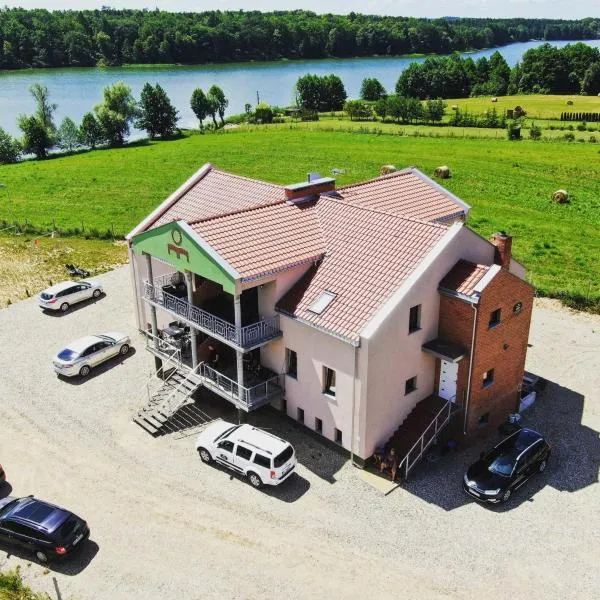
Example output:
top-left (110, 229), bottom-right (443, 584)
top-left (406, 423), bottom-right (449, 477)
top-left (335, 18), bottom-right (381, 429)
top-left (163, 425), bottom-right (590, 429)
top-left (1, 127), bottom-right (599, 307)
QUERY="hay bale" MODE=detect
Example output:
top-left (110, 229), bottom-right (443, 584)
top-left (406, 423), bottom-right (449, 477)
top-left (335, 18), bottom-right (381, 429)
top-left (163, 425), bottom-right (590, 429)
top-left (451, 104), bottom-right (458, 110)
top-left (380, 165), bottom-right (397, 176)
top-left (491, 97), bottom-right (498, 103)
top-left (552, 189), bottom-right (569, 204)
top-left (434, 166), bottom-right (451, 179)
top-left (567, 100), bottom-right (574, 105)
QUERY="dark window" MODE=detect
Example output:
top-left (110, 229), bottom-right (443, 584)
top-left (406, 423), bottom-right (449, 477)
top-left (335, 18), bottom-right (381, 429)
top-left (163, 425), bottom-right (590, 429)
top-left (482, 369), bottom-right (495, 387)
top-left (409, 304), bottom-right (421, 333)
top-left (477, 412), bottom-right (490, 427)
top-left (315, 417), bottom-right (323, 433)
top-left (286, 348), bottom-right (297, 379)
top-left (297, 407), bottom-right (304, 424)
top-left (334, 428), bottom-right (343, 444)
top-left (405, 376), bottom-right (417, 395)
top-left (488, 450), bottom-right (517, 477)
top-left (57, 287), bottom-right (77, 297)
top-left (1, 521), bottom-right (34, 537)
top-left (323, 367), bottom-right (336, 396)
top-left (489, 308), bottom-right (501, 328)
top-left (282, 399), bottom-right (287, 414)
top-left (81, 345), bottom-right (97, 357)
top-left (40, 292), bottom-right (53, 300)
top-left (217, 440), bottom-right (234, 452)
top-left (235, 445), bottom-right (252, 461)
top-left (513, 302), bottom-right (523, 314)
top-left (253, 454), bottom-right (271, 469)
top-left (55, 515), bottom-right (83, 543)
top-left (274, 446), bottom-right (294, 468)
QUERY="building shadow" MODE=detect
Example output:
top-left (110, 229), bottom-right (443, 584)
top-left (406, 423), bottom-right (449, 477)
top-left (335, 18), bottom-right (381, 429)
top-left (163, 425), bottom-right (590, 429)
top-left (396, 376), bottom-right (599, 511)
top-left (59, 347), bottom-right (137, 384)
top-left (42, 293), bottom-right (106, 317)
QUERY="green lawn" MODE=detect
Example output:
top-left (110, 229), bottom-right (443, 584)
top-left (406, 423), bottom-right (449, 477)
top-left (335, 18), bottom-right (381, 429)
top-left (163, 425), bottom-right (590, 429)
top-left (1, 128), bottom-right (599, 307)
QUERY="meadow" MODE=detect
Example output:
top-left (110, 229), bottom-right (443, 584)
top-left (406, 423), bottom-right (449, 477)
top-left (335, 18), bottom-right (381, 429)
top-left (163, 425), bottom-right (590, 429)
top-left (0, 126), bottom-right (599, 308)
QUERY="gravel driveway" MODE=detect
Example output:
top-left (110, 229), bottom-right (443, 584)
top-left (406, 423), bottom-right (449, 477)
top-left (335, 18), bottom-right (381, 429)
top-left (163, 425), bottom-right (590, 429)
top-left (0, 267), bottom-right (598, 600)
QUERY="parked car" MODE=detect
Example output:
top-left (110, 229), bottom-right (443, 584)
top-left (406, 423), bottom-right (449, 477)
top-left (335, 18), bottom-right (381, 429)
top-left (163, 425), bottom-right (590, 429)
top-left (196, 422), bottom-right (297, 488)
top-left (0, 464), bottom-right (5, 484)
top-left (0, 495), bottom-right (89, 563)
top-left (463, 428), bottom-right (551, 504)
top-left (39, 280), bottom-right (103, 313)
top-left (53, 332), bottom-right (131, 378)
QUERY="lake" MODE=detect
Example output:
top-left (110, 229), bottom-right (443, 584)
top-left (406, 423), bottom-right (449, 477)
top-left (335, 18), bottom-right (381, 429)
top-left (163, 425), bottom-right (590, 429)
top-left (1, 39), bottom-right (599, 137)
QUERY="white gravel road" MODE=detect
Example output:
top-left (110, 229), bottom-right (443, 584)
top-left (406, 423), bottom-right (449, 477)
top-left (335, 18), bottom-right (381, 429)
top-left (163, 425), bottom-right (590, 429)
top-left (0, 267), bottom-right (598, 600)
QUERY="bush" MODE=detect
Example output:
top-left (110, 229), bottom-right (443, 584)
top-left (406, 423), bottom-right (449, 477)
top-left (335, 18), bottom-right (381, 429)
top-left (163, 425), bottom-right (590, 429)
top-left (563, 132), bottom-right (576, 142)
top-left (529, 123), bottom-right (542, 140)
top-left (253, 102), bottom-right (274, 124)
top-left (589, 135), bottom-right (597, 143)
top-left (506, 120), bottom-right (522, 140)
top-left (0, 127), bottom-right (22, 163)
top-left (344, 99), bottom-right (373, 121)
top-left (577, 122), bottom-right (587, 131)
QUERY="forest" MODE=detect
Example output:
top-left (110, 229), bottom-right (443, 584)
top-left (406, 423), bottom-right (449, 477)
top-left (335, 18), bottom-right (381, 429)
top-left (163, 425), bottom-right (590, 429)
top-left (0, 8), bottom-right (599, 70)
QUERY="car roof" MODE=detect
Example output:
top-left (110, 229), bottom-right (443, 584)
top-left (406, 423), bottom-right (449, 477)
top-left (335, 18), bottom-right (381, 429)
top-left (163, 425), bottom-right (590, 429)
top-left (63, 335), bottom-right (103, 352)
top-left (7, 498), bottom-right (70, 533)
top-left (43, 281), bottom-right (82, 295)
top-left (498, 428), bottom-right (544, 453)
top-left (228, 424), bottom-right (290, 455)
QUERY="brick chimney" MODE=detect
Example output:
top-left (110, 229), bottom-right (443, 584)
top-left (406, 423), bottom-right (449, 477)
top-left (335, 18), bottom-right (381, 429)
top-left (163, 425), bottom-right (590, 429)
top-left (284, 176), bottom-right (336, 205)
top-left (490, 231), bottom-right (512, 270)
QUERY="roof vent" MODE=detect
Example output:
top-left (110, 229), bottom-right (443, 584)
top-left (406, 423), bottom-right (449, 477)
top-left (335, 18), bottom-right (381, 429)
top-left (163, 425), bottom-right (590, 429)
top-left (285, 177), bottom-right (336, 205)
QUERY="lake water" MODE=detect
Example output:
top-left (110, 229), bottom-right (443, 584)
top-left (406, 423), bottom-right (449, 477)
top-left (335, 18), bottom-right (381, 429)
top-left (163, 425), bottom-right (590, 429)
top-left (1, 39), bottom-right (599, 137)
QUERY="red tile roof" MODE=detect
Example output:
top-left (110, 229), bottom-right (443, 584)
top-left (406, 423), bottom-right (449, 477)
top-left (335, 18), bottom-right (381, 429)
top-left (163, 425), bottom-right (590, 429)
top-left (336, 169), bottom-right (467, 223)
top-left (153, 168), bottom-right (284, 227)
top-left (439, 260), bottom-right (491, 297)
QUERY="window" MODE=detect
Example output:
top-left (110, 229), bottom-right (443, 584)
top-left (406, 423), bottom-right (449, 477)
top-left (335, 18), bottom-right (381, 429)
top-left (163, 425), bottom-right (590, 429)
top-left (297, 407), bottom-right (304, 424)
top-left (235, 445), bottom-right (252, 461)
top-left (513, 302), bottom-right (523, 314)
top-left (405, 376), bottom-right (417, 395)
top-left (489, 308), bottom-right (502, 328)
top-left (315, 417), bottom-right (323, 433)
top-left (217, 440), bottom-right (234, 452)
top-left (334, 428), bottom-right (343, 444)
top-left (282, 399), bottom-right (287, 414)
top-left (286, 348), bottom-right (298, 379)
top-left (408, 304), bottom-right (421, 333)
top-left (1, 522), bottom-right (34, 537)
top-left (308, 291), bottom-right (336, 315)
top-left (477, 412), bottom-right (490, 428)
top-left (482, 369), bottom-right (495, 387)
top-left (274, 446), bottom-right (294, 468)
top-left (253, 454), bottom-right (271, 469)
top-left (323, 367), bottom-right (336, 396)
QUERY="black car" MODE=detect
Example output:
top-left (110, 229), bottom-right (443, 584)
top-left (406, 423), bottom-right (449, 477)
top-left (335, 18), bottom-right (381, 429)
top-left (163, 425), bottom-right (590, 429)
top-left (463, 428), bottom-right (551, 504)
top-left (0, 496), bottom-right (89, 563)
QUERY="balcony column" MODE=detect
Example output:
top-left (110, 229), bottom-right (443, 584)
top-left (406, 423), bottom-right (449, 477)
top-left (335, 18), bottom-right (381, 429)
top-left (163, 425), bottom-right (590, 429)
top-left (234, 293), bottom-right (246, 421)
top-left (184, 271), bottom-right (199, 369)
top-left (144, 252), bottom-right (162, 373)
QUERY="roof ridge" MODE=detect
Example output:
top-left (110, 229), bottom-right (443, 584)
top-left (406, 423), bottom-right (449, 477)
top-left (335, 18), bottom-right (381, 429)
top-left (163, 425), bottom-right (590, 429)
top-left (336, 167), bottom-right (414, 192)
top-left (188, 198), bottom-right (289, 225)
top-left (211, 167), bottom-right (285, 190)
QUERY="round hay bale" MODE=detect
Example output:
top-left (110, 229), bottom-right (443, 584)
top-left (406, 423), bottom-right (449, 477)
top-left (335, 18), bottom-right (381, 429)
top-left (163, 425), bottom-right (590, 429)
top-left (451, 104), bottom-right (458, 110)
top-left (491, 97), bottom-right (498, 103)
top-left (567, 100), bottom-right (573, 105)
top-left (552, 189), bottom-right (569, 204)
top-left (434, 166), bottom-right (451, 179)
top-left (380, 164), bottom-right (397, 176)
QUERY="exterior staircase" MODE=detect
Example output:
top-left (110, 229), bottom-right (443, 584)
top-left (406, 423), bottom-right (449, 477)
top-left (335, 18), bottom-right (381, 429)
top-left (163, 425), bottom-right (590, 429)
top-left (385, 395), bottom-right (456, 480)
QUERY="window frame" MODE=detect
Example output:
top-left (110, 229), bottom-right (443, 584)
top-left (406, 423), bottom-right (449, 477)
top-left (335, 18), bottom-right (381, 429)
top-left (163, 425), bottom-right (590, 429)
top-left (297, 407), bottom-right (305, 424)
top-left (482, 369), bottom-right (495, 388)
top-left (334, 428), bottom-right (343, 445)
top-left (323, 366), bottom-right (336, 397)
top-left (408, 304), bottom-right (422, 334)
top-left (285, 348), bottom-right (298, 379)
top-left (315, 417), bottom-right (323, 434)
top-left (489, 308), bottom-right (502, 328)
top-left (235, 444), bottom-right (253, 461)
top-left (405, 376), bottom-right (417, 395)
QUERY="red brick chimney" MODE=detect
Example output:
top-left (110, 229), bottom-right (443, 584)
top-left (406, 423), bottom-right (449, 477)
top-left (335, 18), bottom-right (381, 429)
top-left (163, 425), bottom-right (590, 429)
top-left (284, 176), bottom-right (336, 205)
top-left (490, 231), bottom-right (512, 270)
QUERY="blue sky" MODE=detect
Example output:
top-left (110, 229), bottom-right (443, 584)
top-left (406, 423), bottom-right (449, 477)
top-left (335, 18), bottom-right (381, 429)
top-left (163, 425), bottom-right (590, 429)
top-left (1, 1), bottom-right (597, 20)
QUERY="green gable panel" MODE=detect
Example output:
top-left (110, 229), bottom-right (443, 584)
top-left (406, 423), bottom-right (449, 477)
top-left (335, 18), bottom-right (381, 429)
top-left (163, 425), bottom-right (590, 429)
top-left (132, 221), bottom-right (237, 295)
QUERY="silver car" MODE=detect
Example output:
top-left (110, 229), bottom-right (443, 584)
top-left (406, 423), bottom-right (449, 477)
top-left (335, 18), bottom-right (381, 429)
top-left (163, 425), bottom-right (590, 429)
top-left (53, 332), bottom-right (131, 378)
top-left (39, 280), bottom-right (103, 313)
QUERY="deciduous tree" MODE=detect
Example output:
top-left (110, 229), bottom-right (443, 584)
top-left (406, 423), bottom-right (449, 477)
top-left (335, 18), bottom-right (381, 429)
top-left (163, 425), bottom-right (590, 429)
top-left (136, 83), bottom-right (179, 138)
top-left (94, 82), bottom-right (138, 146)
top-left (190, 87), bottom-right (210, 132)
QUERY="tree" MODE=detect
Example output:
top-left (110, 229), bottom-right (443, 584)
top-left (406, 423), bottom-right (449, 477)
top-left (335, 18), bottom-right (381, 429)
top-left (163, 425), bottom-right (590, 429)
top-left (190, 88), bottom-right (210, 132)
top-left (295, 74), bottom-right (347, 112)
top-left (136, 83), bottom-right (179, 138)
top-left (360, 77), bottom-right (387, 101)
top-left (322, 74), bottom-right (347, 111)
top-left (94, 82), bottom-right (137, 146)
top-left (29, 83), bottom-right (57, 133)
top-left (79, 112), bottom-right (104, 149)
top-left (17, 114), bottom-right (53, 159)
top-left (582, 63), bottom-right (600, 95)
top-left (344, 100), bottom-right (373, 121)
top-left (57, 117), bottom-right (81, 151)
top-left (0, 127), bottom-right (21, 164)
top-left (207, 85), bottom-right (228, 127)
top-left (374, 98), bottom-right (388, 120)
top-left (254, 102), bottom-right (274, 123)
top-left (424, 98), bottom-right (446, 124)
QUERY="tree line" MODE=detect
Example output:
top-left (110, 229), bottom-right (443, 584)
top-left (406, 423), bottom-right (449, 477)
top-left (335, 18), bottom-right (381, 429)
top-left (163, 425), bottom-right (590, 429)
top-left (0, 8), bottom-right (598, 70)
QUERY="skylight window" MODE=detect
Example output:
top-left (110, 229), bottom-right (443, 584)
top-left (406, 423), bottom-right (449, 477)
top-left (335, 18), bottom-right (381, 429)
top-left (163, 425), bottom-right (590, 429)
top-left (308, 291), bottom-right (337, 315)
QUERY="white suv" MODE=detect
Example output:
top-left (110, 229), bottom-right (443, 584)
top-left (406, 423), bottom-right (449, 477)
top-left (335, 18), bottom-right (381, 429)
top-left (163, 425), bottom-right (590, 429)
top-left (196, 422), bottom-right (297, 488)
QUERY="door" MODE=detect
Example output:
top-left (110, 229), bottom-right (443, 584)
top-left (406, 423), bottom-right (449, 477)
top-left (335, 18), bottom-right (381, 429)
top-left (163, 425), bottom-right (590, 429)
top-left (215, 440), bottom-right (236, 468)
top-left (233, 444), bottom-right (253, 473)
top-left (439, 360), bottom-right (458, 401)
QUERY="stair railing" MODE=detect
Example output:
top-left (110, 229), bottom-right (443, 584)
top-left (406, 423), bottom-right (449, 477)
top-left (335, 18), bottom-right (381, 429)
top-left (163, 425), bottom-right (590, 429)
top-left (159, 362), bottom-right (204, 417)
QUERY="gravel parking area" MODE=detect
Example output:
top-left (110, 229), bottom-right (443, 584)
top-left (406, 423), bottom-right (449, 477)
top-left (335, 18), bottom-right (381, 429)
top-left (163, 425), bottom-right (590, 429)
top-left (0, 267), bottom-right (598, 600)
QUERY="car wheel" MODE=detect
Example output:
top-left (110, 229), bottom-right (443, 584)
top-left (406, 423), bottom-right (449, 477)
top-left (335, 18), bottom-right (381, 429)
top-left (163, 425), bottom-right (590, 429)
top-left (35, 549), bottom-right (49, 563)
top-left (538, 459), bottom-right (547, 473)
top-left (60, 302), bottom-right (69, 312)
top-left (92, 289), bottom-right (101, 298)
top-left (120, 344), bottom-right (130, 356)
top-left (501, 489), bottom-right (512, 503)
top-left (79, 365), bottom-right (91, 377)
top-left (198, 447), bottom-right (213, 464)
top-left (247, 472), bottom-right (263, 488)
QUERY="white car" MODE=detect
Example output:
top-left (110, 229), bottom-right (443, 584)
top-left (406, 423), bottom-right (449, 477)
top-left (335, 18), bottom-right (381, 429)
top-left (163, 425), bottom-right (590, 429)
top-left (53, 332), bottom-right (131, 378)
top-left (39, 280), bottom-right (103, 312)
top-left (196, 422), bottom-right (297, 488)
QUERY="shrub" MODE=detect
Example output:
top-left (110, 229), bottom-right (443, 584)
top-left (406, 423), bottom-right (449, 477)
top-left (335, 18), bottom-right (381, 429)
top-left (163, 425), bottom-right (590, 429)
top-left (344, 99), bottom-right (373, 121)
top-left (563, 132), bottom-right (575, 142)
top-left (253, 102), bottom-right (274, 124)
top-left (576, 122), bottom-right (587, 132)
top-left (0, 127), bottom-right (22, 163)
top-left (529, 123), bottom-right (542, 140)
top-left (589, 135), bottom-right (597, 143)
top-left (506, 120), bottom-right (522, 140)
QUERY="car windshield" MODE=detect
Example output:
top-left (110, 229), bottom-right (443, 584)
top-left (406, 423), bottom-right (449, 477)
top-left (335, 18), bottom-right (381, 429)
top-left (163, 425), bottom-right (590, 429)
top-left (274, 446), bottom-right (294, 468)
top-left (215, 425), bottom-right (240, 442)
top-left (40, 292), bottom-right (53, 300)
top-left (487, 450), bottom-right (516, 477)
top-left (57, 348), bottom-right (79, 361)
top-left (54, 515), bottom-right (82, 543)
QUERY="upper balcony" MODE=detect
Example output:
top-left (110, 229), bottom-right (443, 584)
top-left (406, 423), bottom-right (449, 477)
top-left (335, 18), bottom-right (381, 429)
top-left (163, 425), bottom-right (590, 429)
top-left (142, 274), bottom-right (282, 352)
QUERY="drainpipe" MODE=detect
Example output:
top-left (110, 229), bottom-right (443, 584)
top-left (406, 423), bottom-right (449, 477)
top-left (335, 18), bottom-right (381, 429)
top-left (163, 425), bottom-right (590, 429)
top-left (128, 242), bottom-right (142, 331)
top-left (463, 301), bottom-right (479, 435)
top-left (185, 271), bottom-right (199, 370)
top-left (144, 252), bottom-right (162, 374)
top-left (350, 343), bottom-right (359, 467)
top-left (234, 293), bottom-right (245, 422)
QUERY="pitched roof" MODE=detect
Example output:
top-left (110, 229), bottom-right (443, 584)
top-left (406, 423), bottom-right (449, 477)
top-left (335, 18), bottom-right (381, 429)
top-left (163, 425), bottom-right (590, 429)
top-left (439, 260), bottom-right (491, 297)
top-left (336, 168), bottom-right (468, 223)
top-left (276, 200), bottom-right (449, 343)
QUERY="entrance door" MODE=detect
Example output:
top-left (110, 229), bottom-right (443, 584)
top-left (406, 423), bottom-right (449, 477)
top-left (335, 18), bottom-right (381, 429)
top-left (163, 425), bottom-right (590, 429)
top-left (439, 360), bottom-right (458, 402)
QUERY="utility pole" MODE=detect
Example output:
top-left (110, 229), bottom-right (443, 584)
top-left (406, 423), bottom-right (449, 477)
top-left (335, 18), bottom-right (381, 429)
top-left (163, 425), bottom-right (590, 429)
top-left (256, 90), bottom-right (260, 105)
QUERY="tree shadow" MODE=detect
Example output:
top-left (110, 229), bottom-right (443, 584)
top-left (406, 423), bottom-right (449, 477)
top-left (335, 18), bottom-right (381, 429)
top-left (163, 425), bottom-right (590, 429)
top-left (58, 347), bottom-right (137, 385)
top-left (396, 376), bottom-right (599, 511)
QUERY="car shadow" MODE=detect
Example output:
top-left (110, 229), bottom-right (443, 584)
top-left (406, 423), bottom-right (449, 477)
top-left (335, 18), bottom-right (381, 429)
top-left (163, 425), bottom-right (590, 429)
top-left (0, 482), bottom-right (13, 498)
top-left (59, 347), bottom-right (137, 385)
top-left (395, 376), bottom-right (599, 511)
top-left (42, 293), bottom-right (106, 317)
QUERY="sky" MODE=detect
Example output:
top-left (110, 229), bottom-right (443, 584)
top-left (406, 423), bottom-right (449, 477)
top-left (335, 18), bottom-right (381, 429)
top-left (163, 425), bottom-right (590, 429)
top-left (1, 1), bottom-right (598, 20)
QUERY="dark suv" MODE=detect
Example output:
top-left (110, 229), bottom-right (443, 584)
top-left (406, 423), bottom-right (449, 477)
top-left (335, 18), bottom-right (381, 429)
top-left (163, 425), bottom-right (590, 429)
top-left (463, 428), bottom-right (551, 504)
top-left (0, 496), bottom-right (89, 563)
